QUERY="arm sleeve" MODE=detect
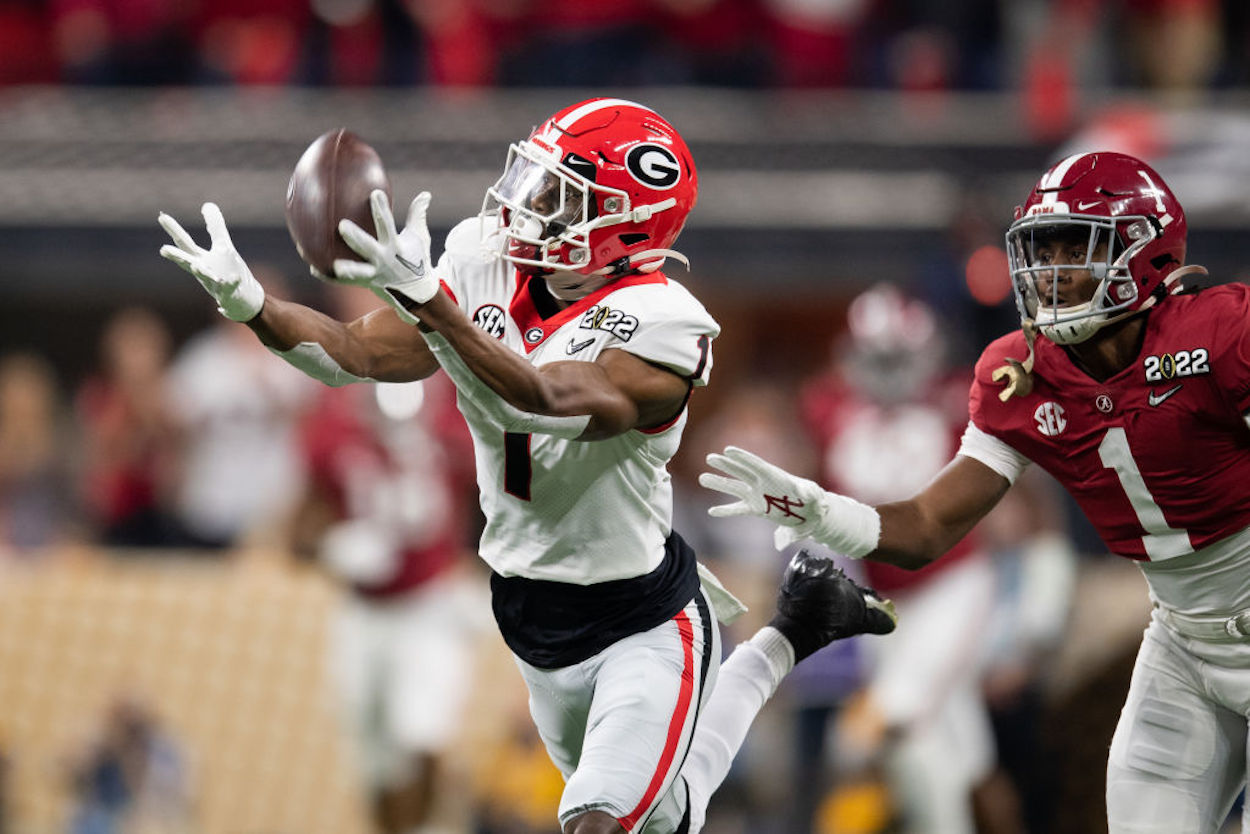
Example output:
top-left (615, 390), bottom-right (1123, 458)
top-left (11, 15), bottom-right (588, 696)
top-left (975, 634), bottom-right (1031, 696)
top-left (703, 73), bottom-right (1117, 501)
top-left (268, 342), bottom-right (372, 387)
top-left (957, 420), bottom-right (1031, 484)
top-left (421, 331), bottom-right (590, 439)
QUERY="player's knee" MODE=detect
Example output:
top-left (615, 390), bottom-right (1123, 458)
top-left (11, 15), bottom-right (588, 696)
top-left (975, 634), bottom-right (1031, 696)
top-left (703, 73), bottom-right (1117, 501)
top-left (564, 809), bottom-right (625, 834)
top-left (1106, 779), bottom-right (1202, 833)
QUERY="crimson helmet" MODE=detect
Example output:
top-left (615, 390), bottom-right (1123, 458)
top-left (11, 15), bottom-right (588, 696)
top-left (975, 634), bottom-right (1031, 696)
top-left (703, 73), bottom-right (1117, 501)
top-left (483, 98), bottom-right (698, 299)
top-left (1006, 151), bottom-right (1187, 344)
top-left (840, 283), bottom-right (944, 404)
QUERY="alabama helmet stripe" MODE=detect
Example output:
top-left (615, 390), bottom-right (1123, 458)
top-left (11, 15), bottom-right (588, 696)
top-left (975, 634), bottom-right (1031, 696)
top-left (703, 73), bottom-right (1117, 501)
top-left (1038, 153), bottom-right (1087, 206)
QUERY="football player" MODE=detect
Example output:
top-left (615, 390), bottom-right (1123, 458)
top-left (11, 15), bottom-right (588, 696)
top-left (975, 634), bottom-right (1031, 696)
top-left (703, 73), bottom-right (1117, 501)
top-left (290, 305), bottom-right (481, 834)
top-left (800, 283), bottom-right (1006, 834)
top-left (701, 151), bottom-right (1250, 834)
top-left (158, 98), bottom-right (895, 834)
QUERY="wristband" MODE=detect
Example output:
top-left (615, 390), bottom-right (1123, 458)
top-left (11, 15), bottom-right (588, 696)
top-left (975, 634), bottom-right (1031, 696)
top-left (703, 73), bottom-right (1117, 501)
top-left (270, 342), bottom-right (371, 387)
top-left (811, 492), bottom-right (882, 559)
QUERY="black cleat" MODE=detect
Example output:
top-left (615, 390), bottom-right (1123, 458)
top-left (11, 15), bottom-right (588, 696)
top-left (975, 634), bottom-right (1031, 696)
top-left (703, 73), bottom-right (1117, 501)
top-left (769, 549), bottom-right (897, 663)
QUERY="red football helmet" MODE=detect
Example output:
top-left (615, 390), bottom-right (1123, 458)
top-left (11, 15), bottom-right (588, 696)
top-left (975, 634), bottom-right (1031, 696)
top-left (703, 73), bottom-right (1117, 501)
top-left (1006, 151), bottom-right (1188, 344)
top-left (483, 98), bottom-right (698, 299)
top-left (840, 283), bottom-right (944, 405)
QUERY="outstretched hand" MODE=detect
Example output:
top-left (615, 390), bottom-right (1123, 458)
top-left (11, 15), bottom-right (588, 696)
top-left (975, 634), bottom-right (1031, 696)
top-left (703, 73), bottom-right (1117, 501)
top-left (700, 445), bottom-right (882, 558)
top-left (335, 190), bottom-right (438, 321)
top-left (158, 203), bottom-right (265, 322)
top-left (699, 445), bottom-right (828, 550)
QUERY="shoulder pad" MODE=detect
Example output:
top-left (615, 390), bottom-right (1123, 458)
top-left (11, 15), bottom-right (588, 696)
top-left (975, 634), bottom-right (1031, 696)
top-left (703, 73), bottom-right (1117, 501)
top-left (443, 216), bottom-right (489, 262)
top-left (974, 331), bottom-right (1031, 384)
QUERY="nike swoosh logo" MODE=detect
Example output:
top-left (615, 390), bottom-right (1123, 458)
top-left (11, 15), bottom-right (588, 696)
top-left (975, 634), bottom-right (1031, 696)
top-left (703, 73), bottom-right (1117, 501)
top-left (566, 338), bottom-right (595, 355)
top-left (394, 253), bottom-right (426, 277)
top-left (1076, 200), bottom-right (1101, 211)
top-left (1148, 384), bottom-right (1183, 407)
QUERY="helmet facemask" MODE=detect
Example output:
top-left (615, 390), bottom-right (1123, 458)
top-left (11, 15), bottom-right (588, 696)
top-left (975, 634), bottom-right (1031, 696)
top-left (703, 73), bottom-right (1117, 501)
top-left (482, 131), bottom-right (687, 300)
top-left (1007, 215), bottom-right (1157, 345)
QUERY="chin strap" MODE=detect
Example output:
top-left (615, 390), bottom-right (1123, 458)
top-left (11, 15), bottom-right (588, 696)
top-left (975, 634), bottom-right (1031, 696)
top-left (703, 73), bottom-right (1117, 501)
top-left (1164, 264), bottom-right (1208, 288)
top-left (992, 264), bottom-right (1208, 402)
top-left (592, 248), bottom-right (691, 277)
top-left (631, 248), bottom-right (691, 273)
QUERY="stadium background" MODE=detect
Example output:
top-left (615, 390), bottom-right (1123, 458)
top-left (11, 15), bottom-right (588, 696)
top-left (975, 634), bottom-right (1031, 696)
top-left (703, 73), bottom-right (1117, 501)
top-left (0, 1), bottom-right (1248, 833)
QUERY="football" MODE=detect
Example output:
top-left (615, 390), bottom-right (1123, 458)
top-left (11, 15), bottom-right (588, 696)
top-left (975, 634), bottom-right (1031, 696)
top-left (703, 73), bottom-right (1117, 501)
top-left (285, 128), bottom-right (391, 277)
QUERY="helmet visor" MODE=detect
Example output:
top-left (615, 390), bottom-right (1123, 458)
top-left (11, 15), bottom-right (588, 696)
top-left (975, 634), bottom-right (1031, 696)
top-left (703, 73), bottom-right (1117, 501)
top-left (490, 146), bottom-right (587, 239)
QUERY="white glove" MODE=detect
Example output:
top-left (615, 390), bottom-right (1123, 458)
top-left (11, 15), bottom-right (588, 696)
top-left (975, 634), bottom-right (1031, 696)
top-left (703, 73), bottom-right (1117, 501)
top-left (335, 189), bottom-right (438, 325)
top-left (319, 519), bottom-right (400, 586)
top-left (158, 203), bottom-right (265, 322)
top-left (699, 445), bottom-right (881, 557)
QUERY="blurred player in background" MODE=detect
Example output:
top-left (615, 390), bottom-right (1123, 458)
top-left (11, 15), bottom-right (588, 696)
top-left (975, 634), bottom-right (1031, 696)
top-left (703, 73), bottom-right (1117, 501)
top-left (0, 352), bottom-right (76, 555)
top-left (164, 266), bottom-right (314, 550)
top-left (158, 97), bottom-right (895, 834)
top-left (290, 285), bottom-right (482, 834)
top-left (799, 283), bottom-right (1000, 834)
top-left (798, 283), bottom-right (1074, 833)
top-left (76, 307), bottom-right (182, 548)
top-left (702, 151), bottom-right (1250, 834)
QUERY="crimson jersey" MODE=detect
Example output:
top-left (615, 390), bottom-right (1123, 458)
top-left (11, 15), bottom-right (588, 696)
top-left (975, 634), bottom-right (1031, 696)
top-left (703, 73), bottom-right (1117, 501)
top-left (300, 378), bottom-right (473, 597)
top-left (802, 373), bottom-right (979, 592)
top-left (970, 283), bottom-right (1250, 561)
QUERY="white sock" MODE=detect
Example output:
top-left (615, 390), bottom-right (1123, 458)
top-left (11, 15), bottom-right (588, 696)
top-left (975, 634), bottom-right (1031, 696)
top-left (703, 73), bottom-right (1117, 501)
top-left (748, 625), bottom-right (796, 684)
top-left (680, 628), bottom-right (796, 832)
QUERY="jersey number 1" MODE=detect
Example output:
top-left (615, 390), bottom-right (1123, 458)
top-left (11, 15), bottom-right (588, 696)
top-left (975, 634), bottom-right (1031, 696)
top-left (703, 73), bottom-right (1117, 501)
top-left (504, 432), bottom-right (532, 501)
top-left (1097, 427), bottom-right (1191, 560)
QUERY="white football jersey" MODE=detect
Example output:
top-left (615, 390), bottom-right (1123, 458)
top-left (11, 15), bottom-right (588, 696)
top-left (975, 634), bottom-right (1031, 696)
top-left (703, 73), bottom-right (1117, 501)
top-left (435, 218), bottom-right (719, 585)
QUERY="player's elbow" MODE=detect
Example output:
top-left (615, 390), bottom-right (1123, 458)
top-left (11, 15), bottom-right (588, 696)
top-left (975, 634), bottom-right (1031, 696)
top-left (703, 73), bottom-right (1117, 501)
top-left (536, 380), bottom-right (636, 440)
top-left (876, 503), bottom-right (956, 569)
top-left (579, 408), bottom-right (636, 440)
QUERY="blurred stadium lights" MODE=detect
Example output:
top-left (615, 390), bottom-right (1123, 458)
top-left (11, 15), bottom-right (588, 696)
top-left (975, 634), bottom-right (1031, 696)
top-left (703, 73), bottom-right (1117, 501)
top-left (0, 87), bottom-right (1038, 228)
top-left (3, 86), bottom-right (1250, 291)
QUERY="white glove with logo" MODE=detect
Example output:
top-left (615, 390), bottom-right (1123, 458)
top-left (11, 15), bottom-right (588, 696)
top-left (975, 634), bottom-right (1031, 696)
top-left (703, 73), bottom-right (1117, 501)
top-left (335, 189), bottom-right (438, 325)
top-left (158, 203), bottom-right (265, 322)
top-left (699, 445), bottom-right (881, 557)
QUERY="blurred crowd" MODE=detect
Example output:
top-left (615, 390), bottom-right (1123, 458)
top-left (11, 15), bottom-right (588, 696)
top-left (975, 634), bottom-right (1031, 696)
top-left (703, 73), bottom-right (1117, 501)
top-left (0, 1), bottom-right (1243, 831)
top-left (1, 0), bottom-right (1249, 94)
top-left (0, 266), bottom-right (1154, 833)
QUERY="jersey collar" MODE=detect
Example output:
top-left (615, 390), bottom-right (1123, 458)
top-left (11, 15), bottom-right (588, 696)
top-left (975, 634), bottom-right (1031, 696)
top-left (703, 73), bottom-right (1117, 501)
top-left (509, 271), bottom-right (667, 354)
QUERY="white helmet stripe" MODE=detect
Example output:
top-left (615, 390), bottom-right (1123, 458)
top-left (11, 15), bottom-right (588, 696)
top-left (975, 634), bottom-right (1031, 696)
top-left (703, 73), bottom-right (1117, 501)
top-left (1038, 153), bottom-right (1088, 206)
top-left (555, 98), bottom-right (653, 130)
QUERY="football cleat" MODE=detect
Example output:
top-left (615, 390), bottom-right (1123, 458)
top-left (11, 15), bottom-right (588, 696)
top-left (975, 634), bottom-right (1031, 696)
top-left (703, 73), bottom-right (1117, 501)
top-left (769, 549), bottom-right (897, 662)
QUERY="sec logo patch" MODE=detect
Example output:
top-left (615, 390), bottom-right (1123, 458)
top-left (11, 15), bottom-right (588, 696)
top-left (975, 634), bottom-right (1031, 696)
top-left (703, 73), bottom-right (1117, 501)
top-left (1034, 402), bottom-right (1067, 437)
top-left (473, 305), bottom-right (506, 339)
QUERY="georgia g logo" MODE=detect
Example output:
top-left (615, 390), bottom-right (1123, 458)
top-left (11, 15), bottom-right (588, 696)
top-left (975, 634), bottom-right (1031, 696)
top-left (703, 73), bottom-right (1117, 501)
top-left (625, 144), bottom-right (680, 190)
